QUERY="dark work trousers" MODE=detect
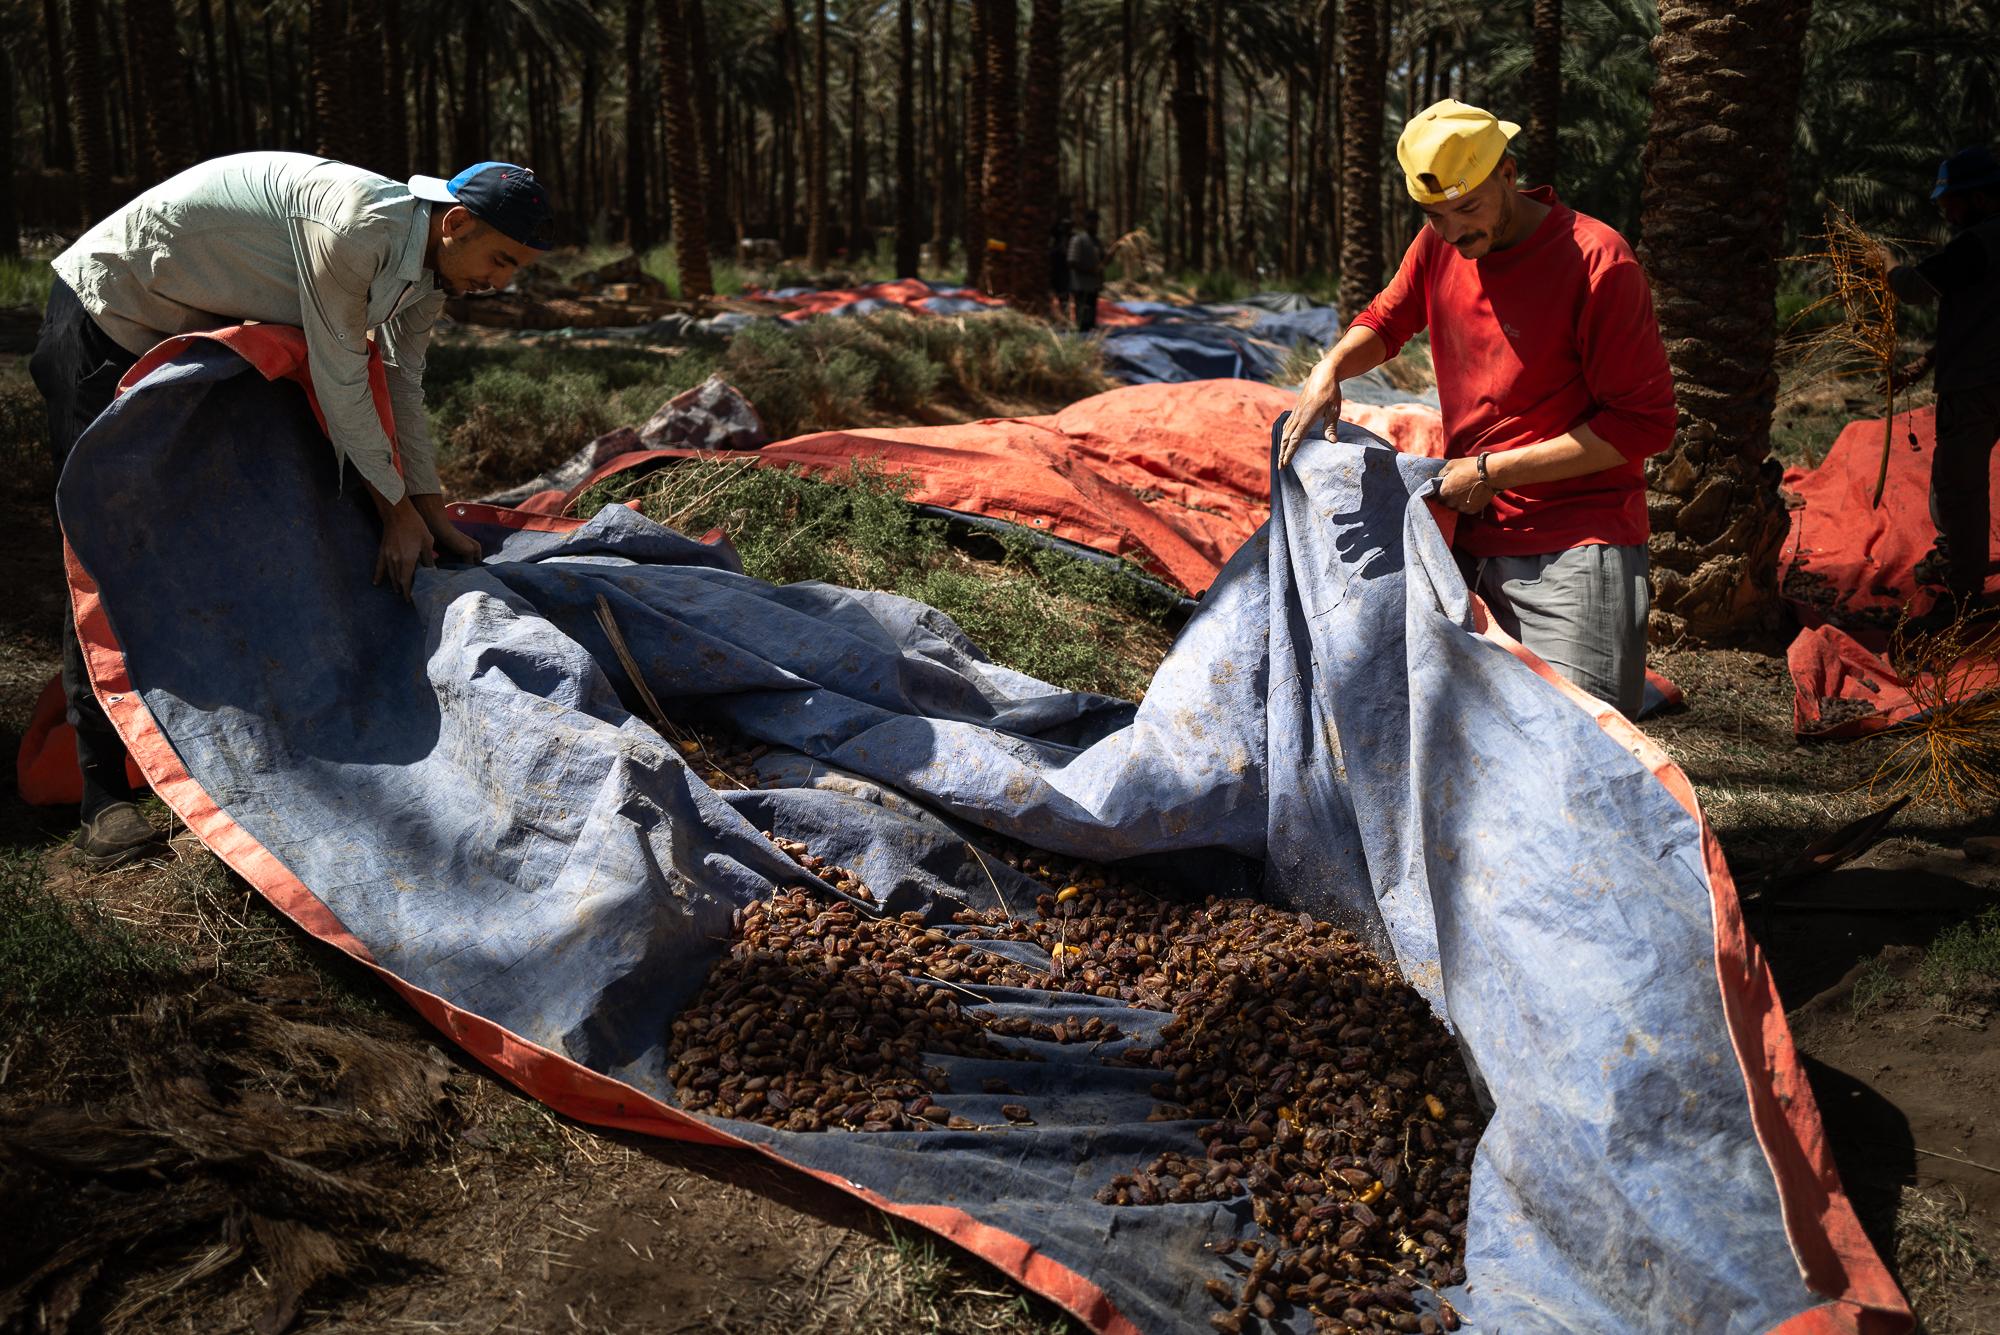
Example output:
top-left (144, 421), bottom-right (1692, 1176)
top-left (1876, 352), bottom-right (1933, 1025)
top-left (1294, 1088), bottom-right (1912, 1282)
top-left (1931, 381), bottom-right (2000, 603)
top-left (1071, 288), bottom-right (1099, 333)
top-left (27, 278), bottom-right (141, 818)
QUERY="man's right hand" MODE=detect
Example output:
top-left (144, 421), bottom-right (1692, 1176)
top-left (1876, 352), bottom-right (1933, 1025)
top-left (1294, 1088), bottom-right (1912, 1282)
top-left (1280, 355), bottom-right (1343, 468)
top-left (372, 499), bottom-right (436, 601)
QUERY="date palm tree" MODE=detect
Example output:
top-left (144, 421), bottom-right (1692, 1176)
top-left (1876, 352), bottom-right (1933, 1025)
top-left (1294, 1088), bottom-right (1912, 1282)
top-left (660, 0), bottom-right (712, 295)
top-left (1637, 0), bottom-right (1813, 640)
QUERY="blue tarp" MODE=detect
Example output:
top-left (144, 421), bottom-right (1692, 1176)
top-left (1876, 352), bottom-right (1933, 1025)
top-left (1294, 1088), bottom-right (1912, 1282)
top-left (60, 343), bottom-right (1887, 1333)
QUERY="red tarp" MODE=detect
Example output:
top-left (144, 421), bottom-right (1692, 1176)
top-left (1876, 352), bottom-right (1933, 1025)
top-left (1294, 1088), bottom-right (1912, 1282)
top-left (1783, 406), bottom-right (2000, 736)
top-left (749, 279), bottom-right (1152, 328)
top-left (526, 380), bottom-right (1447, 596)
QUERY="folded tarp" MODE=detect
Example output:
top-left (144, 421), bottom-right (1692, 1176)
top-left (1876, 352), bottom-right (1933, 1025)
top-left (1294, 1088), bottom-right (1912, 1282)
top-left (1789, 623), bottom-right (2000, 738)
top-left (521, 380), bottom-right (1447, 597)
top-left (1099, 321), bottom-right (1291, 385)
top-left (1782, 406), bottom-right (2000, 735)
top-left (63, 338), bottom-right (1903, 1334)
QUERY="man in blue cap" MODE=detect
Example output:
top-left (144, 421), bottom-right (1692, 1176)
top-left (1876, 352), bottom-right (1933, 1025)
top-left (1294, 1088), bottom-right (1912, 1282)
top-left (1888, 145), bottom-right (2000, 620)
top-left (31, 152), bottom-right (555, 865)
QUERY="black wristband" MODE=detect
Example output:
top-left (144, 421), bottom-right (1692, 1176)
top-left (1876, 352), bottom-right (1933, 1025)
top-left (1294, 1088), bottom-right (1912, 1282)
top-left (1476, 453), bottom-right (1490, 486)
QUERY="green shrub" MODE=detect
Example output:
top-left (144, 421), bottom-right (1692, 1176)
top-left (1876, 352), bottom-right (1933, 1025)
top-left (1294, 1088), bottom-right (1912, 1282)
top-left (0, 848), bottom-right (182, 1032)
top-left (424, 341), bottom-right (721, 492)
top-left (1918, 906), bottom-right (2000, 1002)
top-left (0, 255), bottom-right (53, 311)
top-left (590, 457), bottom-right (1173, 700)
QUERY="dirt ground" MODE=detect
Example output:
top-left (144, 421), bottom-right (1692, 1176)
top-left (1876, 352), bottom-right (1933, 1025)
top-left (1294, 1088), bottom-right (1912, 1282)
top-left (2, 349), bottom-right (1997, 1333)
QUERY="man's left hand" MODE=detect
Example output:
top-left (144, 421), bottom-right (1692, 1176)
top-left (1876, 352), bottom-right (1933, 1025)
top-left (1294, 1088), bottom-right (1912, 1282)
top-left (1438, 458), bottom-right (1495, 514)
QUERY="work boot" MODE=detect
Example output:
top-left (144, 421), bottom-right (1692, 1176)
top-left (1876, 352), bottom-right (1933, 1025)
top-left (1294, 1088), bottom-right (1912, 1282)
top-left (74, 801), bottom-right (162, 869)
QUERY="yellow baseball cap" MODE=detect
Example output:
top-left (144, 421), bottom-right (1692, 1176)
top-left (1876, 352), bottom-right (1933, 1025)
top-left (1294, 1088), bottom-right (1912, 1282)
top-left (1398, 100), bottom-right (1522, 204)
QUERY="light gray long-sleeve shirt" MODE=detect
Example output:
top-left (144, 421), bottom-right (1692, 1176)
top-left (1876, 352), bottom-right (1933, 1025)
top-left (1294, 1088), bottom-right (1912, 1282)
top-left (52, 151), bottom-right (447, 502)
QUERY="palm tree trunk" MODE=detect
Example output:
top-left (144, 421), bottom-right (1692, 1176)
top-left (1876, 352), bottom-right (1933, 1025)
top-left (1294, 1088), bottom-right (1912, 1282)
top-left (852, 29), bottom-right (868, 259)
top-left (308, 0), bottom-right (344, 160)
top-left (686, 0), bottom-right (724, 247)
top-left (42, 0), bottom-right (74, 168)
top-left (963, 0), bottom-right (986, 279)
top-left (1169, 19), bottom-right (1205, 271)
top-left (0, 50), bottom-right (17, 259)
top-left (805, 0), bottom-right (830, 270)
top-left (193, 0), bottom-right (222, 157)
top-left (895, 0), bottom-right (920, 275)
top-left (222, 0), bottom-right (248, 147)
top-left (1204, 0), bottom-right (1226, 270)
top-left (347, 0), bottom-right (386, 168)
top-left (1120, 0), bottom-right (1137, 237)
top-left (1017, 0), bottom-right (1061, 307)
top-left (382, 0), bottom-right (407, 179)
top-left (784, 0), bottom-right (808, 249)
top-left (1639, 0), bottom-right (1813, 639)
top-left (1527, 0), bottom-right (1562, 184)
top-left (129, 0), bottom-right (194, 180)
top-left (658, 0), bottom-right (712, 296)
top-left (624, 0), bottom-right (653, 250)
top-left (979, 0), bottom-right (1021, 299)
top-left (1337, 0), bottom-right (1385, 324)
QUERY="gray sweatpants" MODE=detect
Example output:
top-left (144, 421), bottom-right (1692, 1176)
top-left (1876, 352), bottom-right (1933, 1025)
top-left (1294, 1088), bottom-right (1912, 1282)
top-left (1457, 544), bottom-right (1651, 717)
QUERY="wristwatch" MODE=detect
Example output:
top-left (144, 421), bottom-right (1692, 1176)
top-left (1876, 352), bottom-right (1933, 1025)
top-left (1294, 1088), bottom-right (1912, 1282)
top-left (1476, 453), bottom-right (1491, 487)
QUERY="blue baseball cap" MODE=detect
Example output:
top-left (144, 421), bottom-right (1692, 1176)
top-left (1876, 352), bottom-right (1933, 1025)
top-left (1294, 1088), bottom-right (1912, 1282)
top-left (1931, 146), bottom-right (2000, 200)
top-left (409, 161), bottom-right (556, 250)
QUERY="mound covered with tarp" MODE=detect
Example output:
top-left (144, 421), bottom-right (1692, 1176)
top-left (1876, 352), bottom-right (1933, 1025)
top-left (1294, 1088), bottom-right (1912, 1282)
top-left (1783, 406), bottom-right (2000, 736)
top-left (523, 380), bottom-right (1446, 598)
top-left (57, 336), bottom-right (1901, 1333)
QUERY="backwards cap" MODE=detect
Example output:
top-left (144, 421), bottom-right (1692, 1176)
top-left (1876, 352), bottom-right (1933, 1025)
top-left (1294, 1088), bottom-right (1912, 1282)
top-left (1397, 100), bottom-right (1522, 205)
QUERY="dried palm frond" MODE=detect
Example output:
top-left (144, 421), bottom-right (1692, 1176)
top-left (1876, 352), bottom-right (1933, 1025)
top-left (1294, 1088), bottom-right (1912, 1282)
top-left (1787, 206), bottom-right (1902, 507)
top-left (1868, 611), bottom-right (2000, 811)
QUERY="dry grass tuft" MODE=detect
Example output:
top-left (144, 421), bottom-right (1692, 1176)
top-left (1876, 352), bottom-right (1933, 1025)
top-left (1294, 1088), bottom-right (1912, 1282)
top-left (1787, 206), bottom-right (1902, 507)
top-left (1868, 613), bottom-right (2000, 811)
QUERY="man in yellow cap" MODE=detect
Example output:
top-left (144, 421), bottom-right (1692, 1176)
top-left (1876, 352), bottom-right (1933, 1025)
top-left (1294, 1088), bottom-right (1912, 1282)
top-left (1280, 99), bottom-right (1675, 716)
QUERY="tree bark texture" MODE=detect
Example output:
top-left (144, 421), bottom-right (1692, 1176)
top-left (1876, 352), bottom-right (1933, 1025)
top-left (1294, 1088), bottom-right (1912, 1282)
top-left (128, 0), bottom-right (194, 181)
top-left (42, 0), bottom-right (73, 168)
top-left (658, 0), bottom-right (712, 295)
top-left (978, 0), bottom-right (1022, 299)
top-left (1337, 0), bottom-right (1384, 324)
top-left (1527, 0), bottom-right (1562, 184)
top-left (1638, 0), bottom-right (1813, 641)
top-left (63, 0), bottom-right (110, 219)
top-left (1169, 20), bottom-right (1205, 272)
top-left (1017, 0), bottom-right (1061, 306)
top-left (805, 0), bottom-right (830, 269)
top-left (896, 0), bottom-right (920, 274)
top-left (963, 0), bottom-right (987, 284)
top-left (624, 0), bottom-right (653, 250)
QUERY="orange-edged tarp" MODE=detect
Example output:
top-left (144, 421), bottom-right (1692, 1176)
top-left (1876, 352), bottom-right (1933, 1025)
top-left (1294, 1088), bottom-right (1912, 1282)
top-left (17, 324), bottom-right (400, 809)
top-left (61, 337), bottom-right (1907, 1330)
top-left (523, 380), bottom-right (1448, 596)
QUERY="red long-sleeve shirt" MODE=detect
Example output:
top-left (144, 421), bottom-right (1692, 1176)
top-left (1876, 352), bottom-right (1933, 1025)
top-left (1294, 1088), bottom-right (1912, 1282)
top-left (1351, 187), bottom-right (1676, 557)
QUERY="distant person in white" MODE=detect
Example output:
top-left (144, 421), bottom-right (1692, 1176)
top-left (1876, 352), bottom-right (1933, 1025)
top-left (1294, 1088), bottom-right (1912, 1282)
top-left (31, 152), bottom-right (554, 866)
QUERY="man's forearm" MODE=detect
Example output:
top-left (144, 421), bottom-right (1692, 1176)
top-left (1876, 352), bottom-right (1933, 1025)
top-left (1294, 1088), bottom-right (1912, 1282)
top-left (409, 491), bottom-right (452, 534)
top-left (1481, 425), bottom-right (1629, 489)
top-left (1322, 325), bottom-right (1391, 383)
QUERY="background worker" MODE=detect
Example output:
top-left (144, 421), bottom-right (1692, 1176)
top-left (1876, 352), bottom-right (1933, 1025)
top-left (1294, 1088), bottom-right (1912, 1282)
top-left (30, 152), bottom-right (555, 866)
top-left (1281, 99), bottom-right (1676, 716)
top-left (1887, 145), bottom-right (2000, 622)
top-left (1067, 210), bottom-right (1105, 333)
